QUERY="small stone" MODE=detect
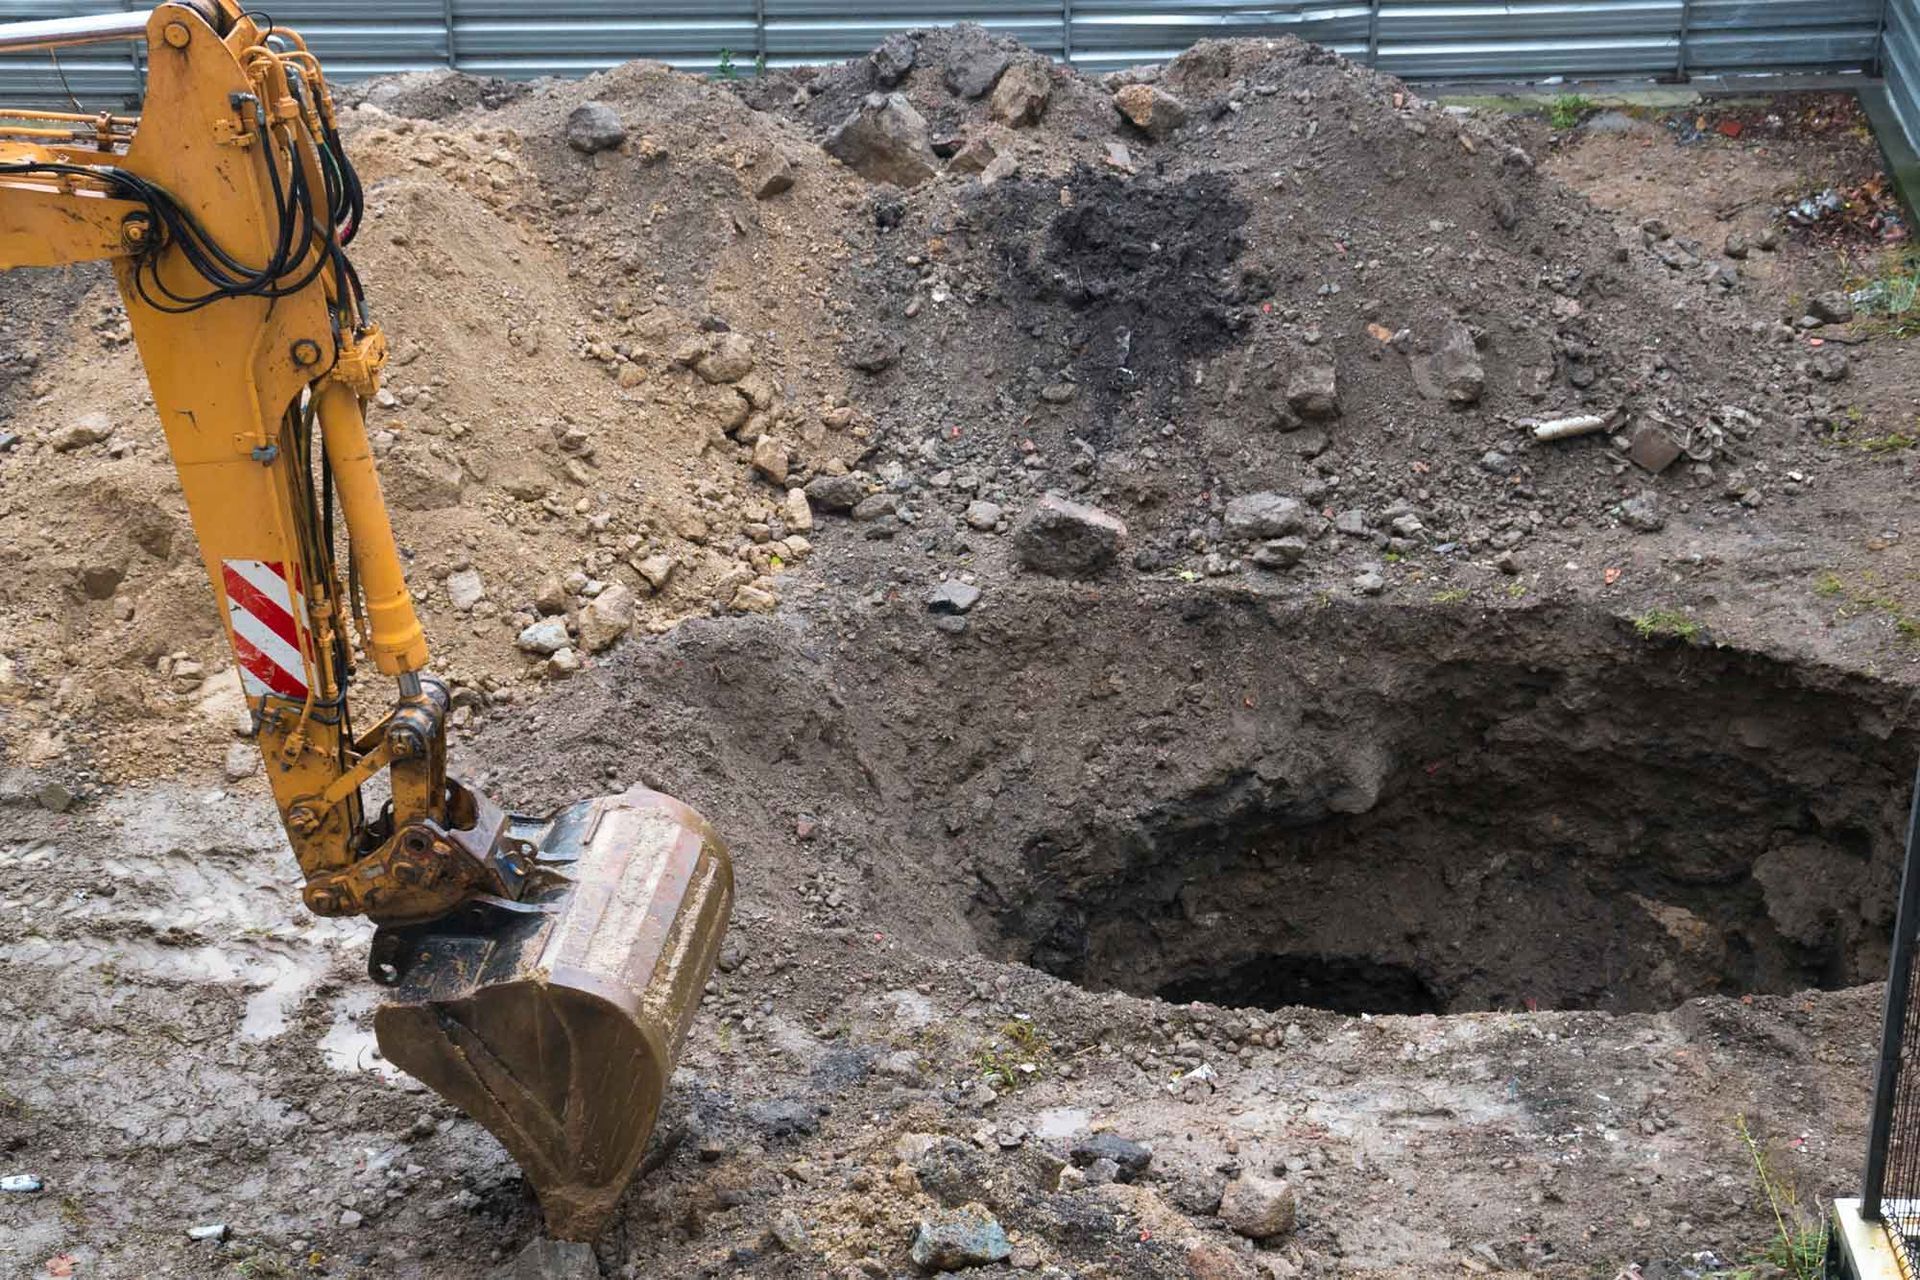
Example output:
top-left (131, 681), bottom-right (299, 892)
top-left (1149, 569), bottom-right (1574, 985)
top-left (534, 577), bottom-right (569, 615)
top-left (852, 492), bottom-right (898, 522)
top-left (1494, 550), bottom-right (1521, 576)
top-left (1629, 425), bottom-right (1683, 474)
top-left (1620, 492), bottom-right (1665, 532)
top-left (547, 647), bottom-right (582, 678)
top-left (1219, 1173), bottom-right (1297, 1239)
top-left (1224, 493), bottom-right (1305, 540)
top-left (338, 1209), bottom-right (364, 1229)
top-left (1353, 571), bottom-right (1386, 596)
top-left (52, 411), bottom-right (112, 451)
top-left (577, 582), bottom-right (634, 653)
top-left (636, 555), bottom-right (676, 591)
top-left (1724, 231), bottom-right (1750, 259)
top-left (36, 781), bottom-right (74, 813)
top-left (752, 151), bottom-right (795, 199)
top-left (446, 568), bottom-right (485, 612)
top-left (1334, 509), bottom-right (1371, 537)
top-left (989, 60), bottom-right (1051, 127)
top-left (845, 332), bottom-right (901, 374)
top-left (770, 1209), bottom-right (812, 1254)
top-left (1811, 349), bottom-right (1850, 382)
top-left (1012, 493), bottom-right (1128, 578)
top-left (870, 32), bottom-right (917, 86)
top-left (782, 488), bottom-right (814, 533)
top-left (807, 473), bottom-right (867, 513)
top-left (732, 585), bottom-right (779, 614)
top-left (1413, 320), bottom-right (1484, 406)
top-left (824, 92), bottom-right (937, 187)
top-left (1251, 537), bottom-right (1307, 570)
top-left (963, 500), bottom-right (1003, 530)
top-left (565, 102), bottom-right (625, 154)
top-left (224, 743), bottom-right (259, 782)
top-left (695, 332), bottom-right (755, 384)
top-left (910, 1204), bottom-right (1013, 1271)
top-left (752, 436), bottom-right (790, 485)
top-left (946, 133), bottom-right (999, 176)
top-left (927, 580), bottom-right (982, 615)
top-left (1287, 364), bottom-right (1340, 420)
top-left (1113, 83), bottom-right (1187, 141)
top-left (1069, 1133), bottom-right (1152, 1182)
top-left (517, 618), bottom-right (571, 656)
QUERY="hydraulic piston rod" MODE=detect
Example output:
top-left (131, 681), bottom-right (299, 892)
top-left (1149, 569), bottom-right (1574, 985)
top-left (0, 11), bottom-right (157, 53)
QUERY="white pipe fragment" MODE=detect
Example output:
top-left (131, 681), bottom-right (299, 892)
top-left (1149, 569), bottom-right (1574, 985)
top-left (1532, 414), bottom-right (1609, 442)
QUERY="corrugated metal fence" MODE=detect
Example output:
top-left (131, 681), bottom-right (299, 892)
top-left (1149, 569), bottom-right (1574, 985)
top-left (1, 2), bottom-right (1915, 164)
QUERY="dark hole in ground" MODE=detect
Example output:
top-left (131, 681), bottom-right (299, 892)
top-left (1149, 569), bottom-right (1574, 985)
top-left (1158, 955), bottom-right (1444, 1017)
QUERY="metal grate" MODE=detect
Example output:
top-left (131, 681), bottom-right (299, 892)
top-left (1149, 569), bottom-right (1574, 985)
top-left (1862, 762), bottom-right (1920, 1276)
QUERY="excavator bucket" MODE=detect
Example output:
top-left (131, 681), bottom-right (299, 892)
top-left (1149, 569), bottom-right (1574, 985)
top-left (370, 786), bottom-right (732, 1240)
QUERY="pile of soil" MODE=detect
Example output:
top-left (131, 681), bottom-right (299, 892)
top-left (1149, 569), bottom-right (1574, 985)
top-left (4, 24), bottom-right (1920, 1280)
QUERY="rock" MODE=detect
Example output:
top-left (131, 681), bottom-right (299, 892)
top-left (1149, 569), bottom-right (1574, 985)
top-left (547, 647), bottom-right (581, 678)
top-left (36, 780), bottom-right (73, 813)
top-left (846, 331), bottom-right (902, 374)
top-left (1629, 424), bottom-right (1683, 474)
top-left (1413, 320), bottom-right (1484, 406)
top-left (695, 332), bottom-right (755, 384)
top-left (927, 580), bottom-right (981, 615)
top-left (807, 473), bottom-right (867, 512)
top-left (635, 555), bottom-right (676, 592)
top-left (1353, 571), bottom-right (1386, 596)
top-left (770, 1209), bottom-right (812, 1254)
top-left (1724, 231), bottom-right (1750, 259)
top-left (224, 743), bottom-right (259, 782)
top-left (489, 1237), bottom-right (598, 1280)
top-left (732, 585), bottom-right (779, 614)
top-left (534, 576), bottom-right (568, 615)
top-left (565, 102), bottom-right (625, 154)
top-left (446, 568), bottom-right (485, 612)
top-left (852, 492), bottom-right (897, 522)
top-left (871, 32), bottom-right (917, 86)
top-left (944, 30), bottom-right (1011, 99)
top-left (1334, 509), bottom-right (1371, 537)
top-left (382, 443), bottom-right (465, 510)
top-left (989, 60), bottom-right (1051, 127)
top-left (1620, 492), bottom-right (1665, 532)
top-left (1224, 493), bottom-right (1305, 540)
top-left (825, 93), bottom-right (937, 187)
top-left (1811, 348), bottom-right (1850, 382)
top-left (1219, 1173), bottom-right (1297, 1239)
top-left (963, 500), bottom-right (1003, 531)
top-left (52, 411), bottom-right (113, 451)
top-left (79, 561), bottom-right (124, 600)
top-left (578, 582), bottom-right (634, 654)
top-left (517, 618), bottom-right (570, 656)
top-left (1807, 291), bottom-right (1854, 325)
top-left (1069, 1133), bottom-right (1152, 1182)
top-left (1250, 537), bottom-right (1307, 569)
top-left (1187, 1242), bottom-right (1256, 1280)
top-left (752, 151), bottom-right (795, 199)
top-left (910, 1204), bottom-right (1013, 1271)
top-left (749, 1098), bottom-right (819, 1138)
top-left (979, 152), bottom-right (1019, 187)
top-left (752, 436), bottom-right (790, 485)
top-left (1113, 83), bottom-right (1187, 141)
top-left (1287, 364), bottom-right (1340, 420)
top-left (1494, 550), bottom-right (1522, 576)
top-left (947, 133), bottom-right (999, 175)
top-left (782, 488), bottom-right (814, 533)
top-left (338, 1209), bottom-right (364, 1229)
top-left (1012, 494), bottom-right (1128, 577)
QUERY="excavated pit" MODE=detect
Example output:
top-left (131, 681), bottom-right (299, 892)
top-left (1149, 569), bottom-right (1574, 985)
top-left (522, 592), bottom-right (1919, 1020)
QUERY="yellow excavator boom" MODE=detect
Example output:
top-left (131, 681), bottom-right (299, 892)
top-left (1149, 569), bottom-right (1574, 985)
top-left (0, 1), bottom-right (731, 1239)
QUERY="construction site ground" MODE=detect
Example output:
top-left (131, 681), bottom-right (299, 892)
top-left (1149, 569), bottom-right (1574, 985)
top-left (3, 29), bottom-right (1920, 1280)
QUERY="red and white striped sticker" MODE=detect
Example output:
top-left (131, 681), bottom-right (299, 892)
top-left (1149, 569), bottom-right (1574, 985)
top-left (222, 559), bottom-right (311, 702)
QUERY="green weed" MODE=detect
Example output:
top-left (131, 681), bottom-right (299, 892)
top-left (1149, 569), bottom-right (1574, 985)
top-left (1431, 588), bottom-right (1469, 604)
top-left (1505, 581), bottom-right (1528, 599)
top-left (1813, 568), bottom-right (1920, 641)
top-left (1633, 609), bottom-right (1704, 642)
top-left (976, 1019), bottom-right (1051, 1092)
top-left (716, 48), bottom-right (737, 81)
top-left (1704, 1116), bottom-right (1826, 1280)
top-left (1548, 94), bottom-right (1594, 130)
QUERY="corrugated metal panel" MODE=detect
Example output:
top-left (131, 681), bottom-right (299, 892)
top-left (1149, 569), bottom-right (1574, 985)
top-left (1889, 0), bottom-right (1920, 169)
top-left (0, 0), bottom-right (1908, 100)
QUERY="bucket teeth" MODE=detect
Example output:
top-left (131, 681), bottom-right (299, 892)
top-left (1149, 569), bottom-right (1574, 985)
top-left (371, 788), bottom-right (732, 1240)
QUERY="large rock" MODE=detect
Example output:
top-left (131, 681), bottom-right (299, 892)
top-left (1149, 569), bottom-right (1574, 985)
top-left (1219, 1173), bottom-right (1296, 1239)
top-left (1807, 290), bottom-right (1854, 325)
top-left (517, 618), bottom-right (570, 656)
top-left (806, 472), bottom-right (867, 513)
top-left (870, 31), bottom-right (917, 86)
top-left (445, 568), bottom-right (485, 612)
top-left (695, 332), bottom-right (755, 384)
top-left (824, 93), bottom-right (937, 187)
top-left (944, 29), bottom-right (1011, 99)
top-left (1412, 319), bottom-right (1484, 406)
top-left (1069, 1133), bottom-right (1152, 1182)
top-left (1012, 493), bottom-right (1127, 577)
top-left (51, 411), bottom-right (113, 452)
top-left (910, 1204), bottom-right (1012, 1271)
top-left (1224, 493), bottom-right (1306, 541)
top-left (1113, 84), bottom-right (1188, 141)
top-left (989, 60), bottom-right (1051, 127)
top-left (565, 102), bottom-right (625, 154)
top-left (577, 582), bottom-right (634, 653)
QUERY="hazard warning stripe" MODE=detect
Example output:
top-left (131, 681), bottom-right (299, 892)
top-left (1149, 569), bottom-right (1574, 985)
top-left (222, 559), bottom-right (311, 702)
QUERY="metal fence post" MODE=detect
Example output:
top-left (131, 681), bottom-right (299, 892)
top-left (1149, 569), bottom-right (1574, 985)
top-left (755, 0), bottom-right (767, 71)
top-left (1366, 0), bottom-right (1382, 68)
top-left (1062, 0), bottom-right (1073, 65)
top-left (1674, 0), bottom-right (1693, 81)
top-left (1863, 760), bottom-right (1920, 1221)
top-left (442, 0), bottom-right (456, 69)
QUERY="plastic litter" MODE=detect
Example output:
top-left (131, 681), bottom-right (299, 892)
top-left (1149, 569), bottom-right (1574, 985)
top-left (1, 1174), bottom-right (44, 1193)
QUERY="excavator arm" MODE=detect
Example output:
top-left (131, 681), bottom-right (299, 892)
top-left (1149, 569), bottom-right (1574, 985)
top-left (0, 2), bottom-right (731, 1239)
